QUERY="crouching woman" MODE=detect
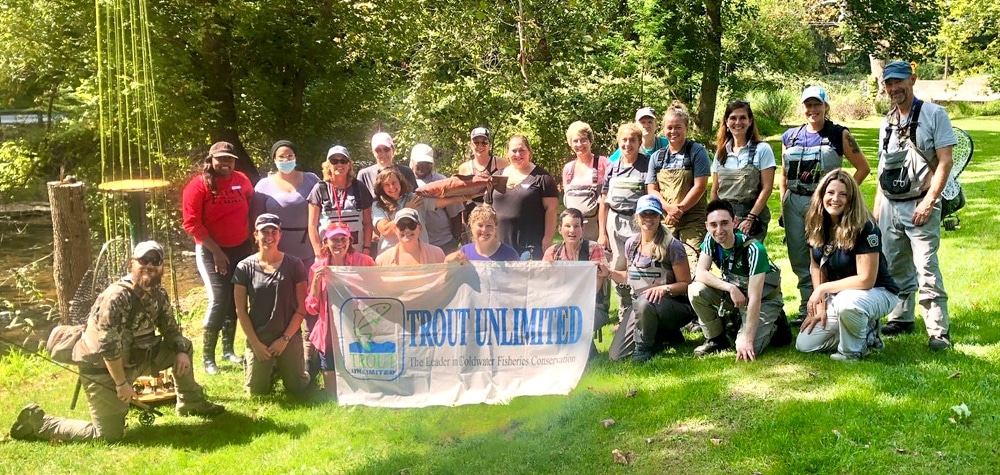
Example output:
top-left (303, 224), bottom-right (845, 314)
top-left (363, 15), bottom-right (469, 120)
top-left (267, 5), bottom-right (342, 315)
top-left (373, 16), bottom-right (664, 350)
top-left (234, 214), bottom-right (311, 394)
top-left (796, 170), bottom-right (898, 361)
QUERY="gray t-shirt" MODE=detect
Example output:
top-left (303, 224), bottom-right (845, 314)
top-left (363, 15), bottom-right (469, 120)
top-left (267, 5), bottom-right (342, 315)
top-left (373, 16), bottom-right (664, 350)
top-left (252, 172), bottom-right (321, 264)
top-left (878, 100), bottom-right (957, 159)
top-left (232, 254), bottom-right (306, 344)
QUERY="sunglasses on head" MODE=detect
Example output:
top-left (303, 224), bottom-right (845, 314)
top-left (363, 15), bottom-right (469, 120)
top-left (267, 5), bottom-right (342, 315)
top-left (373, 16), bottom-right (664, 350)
top-left (136, 256), bottom-right (162, 266)
top-left (396, 219), bottom-right (418, 231)
top-left (329, 157), bottom-right (350, 165)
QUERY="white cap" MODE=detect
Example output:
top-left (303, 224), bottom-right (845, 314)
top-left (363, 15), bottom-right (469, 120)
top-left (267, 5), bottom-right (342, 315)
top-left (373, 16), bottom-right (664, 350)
top-left (410, 143), bottom-right (435, 164)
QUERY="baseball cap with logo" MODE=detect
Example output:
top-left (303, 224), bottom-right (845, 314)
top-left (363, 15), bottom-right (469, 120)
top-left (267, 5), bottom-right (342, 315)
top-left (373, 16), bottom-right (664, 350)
top-left (327, 145), bottom-right (350, 161)
top-left (470, 127), bottom-right (491, 141)
top-left (801, 86), bottom-right (829, 104)
top-left (255, 213), bottom-right (282, 230)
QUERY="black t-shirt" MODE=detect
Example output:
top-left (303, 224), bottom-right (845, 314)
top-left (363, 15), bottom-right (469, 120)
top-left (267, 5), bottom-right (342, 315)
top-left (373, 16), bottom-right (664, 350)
top-left (490, 166), bottom-right (558, 259)
top-left (810, 220), bottom-right (898, 294)
top-left (784, 120), bottom-right (848, 157)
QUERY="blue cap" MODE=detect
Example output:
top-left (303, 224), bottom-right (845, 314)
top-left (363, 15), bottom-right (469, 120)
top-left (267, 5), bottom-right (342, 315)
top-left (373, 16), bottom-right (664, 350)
top-left (634, 195), bottom-right (664, 216)
top-left (801, 86), bottom-right (828, 104)
top-left (883, 61), bottom-right (913, 81)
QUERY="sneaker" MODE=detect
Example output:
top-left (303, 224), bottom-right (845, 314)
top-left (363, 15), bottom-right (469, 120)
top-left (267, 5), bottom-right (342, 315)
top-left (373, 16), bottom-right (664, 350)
top-left (9, 402), bottom-right (45, 441)
top-left (177, 399), bottom-right (225, 417)
top-left (881, 321), bottom-right (915, 336)
top-left (929, 334), bottom-right (952, 351)
top-left (693, 336), bottom-right (730, 357)
top-left (830, 351), bottom-right (862, 362)
top-left (221, 351), bottom-right (244, 365)
top-left (203, 359), bottom-right (220, 376)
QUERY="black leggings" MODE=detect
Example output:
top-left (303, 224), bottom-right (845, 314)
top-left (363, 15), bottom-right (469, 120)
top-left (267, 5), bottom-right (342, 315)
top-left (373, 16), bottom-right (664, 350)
top-left (195, 241), bottom-right (253, 331)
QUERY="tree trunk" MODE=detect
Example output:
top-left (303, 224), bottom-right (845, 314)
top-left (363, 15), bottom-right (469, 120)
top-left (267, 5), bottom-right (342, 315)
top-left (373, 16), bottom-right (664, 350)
top-left (695, 0), bottom-right (724, 133)
top-left (48, 181), bottom-right (91, 324)
top-left (201, 10), bottom-right (261, 184)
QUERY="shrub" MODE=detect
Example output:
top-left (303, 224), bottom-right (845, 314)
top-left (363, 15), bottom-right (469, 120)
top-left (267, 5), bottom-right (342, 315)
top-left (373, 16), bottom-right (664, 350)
top-left (750, 89), bottom-right (795, 127)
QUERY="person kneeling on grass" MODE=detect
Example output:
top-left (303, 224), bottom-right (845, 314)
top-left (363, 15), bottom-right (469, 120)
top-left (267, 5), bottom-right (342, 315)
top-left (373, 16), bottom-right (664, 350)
top-left (9, 241), bottom-right (223, 443)
top-left (688, 200), bottom-right (792, 361)
top-left (234, 214), bottom-right (311, 395)
top-left (305, 222), bottom-right (376, 397)
top-left (795, 170), bottom-right (899, 361)
top-left (604, 196), bottom-right (696, 363)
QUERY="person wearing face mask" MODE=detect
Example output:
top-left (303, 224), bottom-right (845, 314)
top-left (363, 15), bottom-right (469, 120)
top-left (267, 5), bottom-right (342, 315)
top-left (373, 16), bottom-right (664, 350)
top-left (253, 140), bottom-right (323, 379)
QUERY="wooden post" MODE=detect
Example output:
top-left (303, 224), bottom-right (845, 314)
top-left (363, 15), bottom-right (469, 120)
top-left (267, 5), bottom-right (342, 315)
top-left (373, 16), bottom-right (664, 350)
top-left (48, 181), bottom-right (91, 323)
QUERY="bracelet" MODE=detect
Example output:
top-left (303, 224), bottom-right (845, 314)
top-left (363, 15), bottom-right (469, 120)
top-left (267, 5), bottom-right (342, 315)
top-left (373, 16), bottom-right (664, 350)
top-left (746, 213), bottom-right (758, 221)
top-left (362, 245), bottom-right (371, 250)
top-left (115, 381), bottom-right (128, 387)
top-left (281, 334), bottom-right (291, 342)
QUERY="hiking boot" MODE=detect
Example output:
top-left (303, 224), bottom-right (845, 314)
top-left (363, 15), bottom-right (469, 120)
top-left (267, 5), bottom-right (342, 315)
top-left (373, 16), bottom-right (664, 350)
top-left (881, 321), bottom-right (915, 336)
top-left (9, 402), bottom-right (45, 441)
top-left (830, 351), bottom-right (862, 362)
top-left (770, 313), bottom-right (793, 348)
top-left (682, 320), bottom-right (701, 334)
top-left (929, 334), bottom-right (952, 351)
top-left (632, 347), bottom-right (654, 364)
top-left (693, 336), bottom-right (730, 357)
top-left (177, 399), bottom-right (225, 417)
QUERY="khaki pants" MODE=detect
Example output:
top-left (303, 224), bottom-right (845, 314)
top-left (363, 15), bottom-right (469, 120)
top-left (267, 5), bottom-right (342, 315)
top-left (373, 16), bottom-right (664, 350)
top-left (795, 288), bottom-right (897, 355)
top-left (689, 282), bottom-right (783, 355)
top-left (38, 342), bottom-right (205, 442)
top-left (244, 334), bottom-right (310, 395)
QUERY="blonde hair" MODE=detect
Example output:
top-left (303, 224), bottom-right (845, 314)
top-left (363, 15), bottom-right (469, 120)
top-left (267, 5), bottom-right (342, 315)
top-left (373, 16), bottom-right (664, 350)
top-left (630, 215), bottom-right (676, 262)
top-left (662, 100), bottom-right (690, 132)
top-left (565, 121), bottom-right (594, 147)
top-left (321, 159), bottom-right (355, 183)
top-left (616, 122), bottom-right (643, 143)
top-left (468, 204), bottom-right (498, 228)
top-left (805, 169), bottom-right (871, 250)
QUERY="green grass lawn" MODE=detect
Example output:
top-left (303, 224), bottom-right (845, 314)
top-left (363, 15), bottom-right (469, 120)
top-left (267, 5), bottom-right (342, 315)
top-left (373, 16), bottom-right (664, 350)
top-left (1, 118), bottom-right (998, 474)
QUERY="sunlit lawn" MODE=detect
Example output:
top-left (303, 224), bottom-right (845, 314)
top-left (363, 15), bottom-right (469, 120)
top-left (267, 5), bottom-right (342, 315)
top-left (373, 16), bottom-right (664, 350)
top-left (0, 118), bottom-right (997, 474)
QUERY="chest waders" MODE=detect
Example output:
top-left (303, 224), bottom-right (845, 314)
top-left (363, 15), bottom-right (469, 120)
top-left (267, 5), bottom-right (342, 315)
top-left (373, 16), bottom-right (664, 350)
top-left (717, 142), bottom-right (769, 238)
top-left (654, 140), bottom-right (707, 265)
top-left (878, 99), bottom-right (931, 201)
top-left (564, 155), bottom-right (602, 240)
top-left (783, 125), bottom-right (842, 196)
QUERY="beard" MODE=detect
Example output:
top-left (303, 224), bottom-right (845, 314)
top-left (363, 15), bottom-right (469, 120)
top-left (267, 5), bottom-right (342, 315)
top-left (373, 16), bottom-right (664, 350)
top-left (135, 268), bottom-right (162, 288)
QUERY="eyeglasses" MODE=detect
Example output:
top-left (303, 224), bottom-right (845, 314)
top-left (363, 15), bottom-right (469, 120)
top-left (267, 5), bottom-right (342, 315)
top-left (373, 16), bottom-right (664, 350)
top-left (329, 157), bottom-right (350, 165)
top-left (136, 256), bottom-right (162, 266)
top-left (473, 140), bottom-right (489, 146)
top-left (276, 154), bottom-right (295, 161)
top-left (397, 220), bottom-right (418, 231)
top-left (374, 147), bottom-right (391, 153)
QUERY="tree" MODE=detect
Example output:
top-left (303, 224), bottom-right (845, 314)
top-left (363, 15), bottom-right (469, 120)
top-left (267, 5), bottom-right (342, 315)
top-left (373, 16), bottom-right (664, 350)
top-left (936, 0), bottom-right (1000, 88)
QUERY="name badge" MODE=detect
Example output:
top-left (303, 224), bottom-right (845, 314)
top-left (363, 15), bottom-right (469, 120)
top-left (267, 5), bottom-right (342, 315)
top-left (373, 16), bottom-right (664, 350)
top-left (232, 185), bottom-right (242, 190)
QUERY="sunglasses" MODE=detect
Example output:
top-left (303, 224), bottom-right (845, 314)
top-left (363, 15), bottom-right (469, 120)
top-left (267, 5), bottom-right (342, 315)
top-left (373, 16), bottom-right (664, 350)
top-left (473, 140), bottom-right (489, 146)
top-left (329, 157), bottom-right (350, 165)
top-left (136, 256), bottom-right (162, 266)
top-left (374, 146), bottom-right (391, 153)
top-left (396, 220), bottom-right (418, 231)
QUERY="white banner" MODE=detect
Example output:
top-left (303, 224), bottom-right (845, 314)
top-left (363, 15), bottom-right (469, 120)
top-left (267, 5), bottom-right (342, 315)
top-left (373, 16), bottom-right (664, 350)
top-left (327, 261), bottom-right (596, 407)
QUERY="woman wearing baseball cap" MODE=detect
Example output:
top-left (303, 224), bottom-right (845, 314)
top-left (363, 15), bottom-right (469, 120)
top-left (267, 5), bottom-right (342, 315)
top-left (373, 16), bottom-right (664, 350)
top-left (181, 141), bottom-right (255, 375)
top-left (304, 222), bottom-right (375, 396)
top-left (307, 144), bottom-right (374, 257)
top-left (375, 208), bottom-right (447, 266)
top-left (233, 214), bottom-right (310, 396)
top-left (779, 86), bottom-right (870, 324)
top-left (604, 195), bottom-right (696, 363)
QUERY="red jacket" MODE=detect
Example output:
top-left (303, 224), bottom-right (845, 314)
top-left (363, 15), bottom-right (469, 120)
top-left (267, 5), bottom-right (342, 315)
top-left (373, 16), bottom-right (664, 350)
top-left (182, 172), bottom-right (253, 247)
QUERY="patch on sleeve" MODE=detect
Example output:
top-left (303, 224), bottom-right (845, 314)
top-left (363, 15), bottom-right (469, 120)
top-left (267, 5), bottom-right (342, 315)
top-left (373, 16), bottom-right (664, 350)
top-left (867, 233), bottom-right (879, 248)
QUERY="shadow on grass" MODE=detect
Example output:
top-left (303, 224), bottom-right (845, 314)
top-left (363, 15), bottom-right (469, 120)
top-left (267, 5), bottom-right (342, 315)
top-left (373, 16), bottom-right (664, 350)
top-left (121, 410), bottom-right (309, 450)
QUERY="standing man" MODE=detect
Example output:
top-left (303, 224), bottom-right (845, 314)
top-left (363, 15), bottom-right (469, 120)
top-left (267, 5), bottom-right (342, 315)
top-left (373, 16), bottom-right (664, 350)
top-left (357, 132), bottom-right (419, 198)
top-left (410, 143), bottom-right (464, 254)
top-left (688, 200), bottom-right (790, 361)
top-left (609, 107), bottom-right (669, 163)
top-left (873, 60), bottom-right (956, 350)
top-left (9, 241), bottom-right (224, 442)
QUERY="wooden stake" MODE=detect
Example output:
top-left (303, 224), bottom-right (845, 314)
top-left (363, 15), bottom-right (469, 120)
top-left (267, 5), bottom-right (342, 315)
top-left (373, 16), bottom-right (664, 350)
top-left (48, 181), bottom-right (91, 323)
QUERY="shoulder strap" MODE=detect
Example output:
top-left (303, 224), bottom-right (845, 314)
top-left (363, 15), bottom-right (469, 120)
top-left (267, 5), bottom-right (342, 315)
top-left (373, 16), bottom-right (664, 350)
top-left (553, 243), bottom-right (565, 261)
top-left (682, 139), bottom-right (694, 167)
top-left (626, 238), bottom-right (640, 263)
top-left (909, 99), bottom-right (924, 145)
top-left (789, 125), bottom-right (806, 146)
top-left (579, 240), bottom-right (590, 261)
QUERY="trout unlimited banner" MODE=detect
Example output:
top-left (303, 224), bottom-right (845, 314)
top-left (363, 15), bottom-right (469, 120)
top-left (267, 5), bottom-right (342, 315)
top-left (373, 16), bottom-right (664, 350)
top-left (327, 261), bottom-right (596, 407)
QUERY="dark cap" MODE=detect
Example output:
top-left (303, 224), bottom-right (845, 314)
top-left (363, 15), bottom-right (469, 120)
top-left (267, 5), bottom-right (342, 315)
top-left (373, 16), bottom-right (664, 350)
top-left (255, 213), bottom-right (282, 230)
top-left (209, 141), bottom-right (239, 159)
top-left (270, 140), bottom-right (296, 160)
top-left (883, 61), bottom-right (914, 81)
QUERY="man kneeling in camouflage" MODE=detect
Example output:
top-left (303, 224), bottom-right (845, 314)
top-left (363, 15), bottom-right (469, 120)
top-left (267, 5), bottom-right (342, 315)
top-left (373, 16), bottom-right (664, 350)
top-left (10, 241), bottom-right (224, 442)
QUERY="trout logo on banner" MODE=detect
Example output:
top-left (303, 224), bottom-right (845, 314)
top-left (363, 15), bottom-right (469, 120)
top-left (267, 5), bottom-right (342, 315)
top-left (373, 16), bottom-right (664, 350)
top-left (341, 297), bottom-right (406, 381)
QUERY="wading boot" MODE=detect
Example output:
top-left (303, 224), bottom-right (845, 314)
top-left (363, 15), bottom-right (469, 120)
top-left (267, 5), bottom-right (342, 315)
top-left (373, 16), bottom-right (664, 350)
top-left (693, 335), bottom-right (731, 357)
top-left (9, 402), bottom-right (45, 441)
top-left (203, 328), bottom-right (220, 375)
top-left (177, 398), bottom-right (225, 417)
top-left (221, 319), bottom-right (243, 365)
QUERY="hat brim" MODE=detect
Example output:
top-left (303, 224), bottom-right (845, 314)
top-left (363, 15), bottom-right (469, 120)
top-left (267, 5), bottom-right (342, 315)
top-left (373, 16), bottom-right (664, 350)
top-left (256, 223), bottom-right (280, 230)
top-left (882, 72), bottom-right (912, 81)
top-left (634, 206), bottom-right (664, 216)
top-left (212, 152), bottom-right (239, 160)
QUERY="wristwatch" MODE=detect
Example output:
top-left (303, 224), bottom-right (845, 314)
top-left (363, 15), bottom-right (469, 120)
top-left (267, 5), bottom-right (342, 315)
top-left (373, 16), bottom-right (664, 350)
top-left (281, 334), bottom-right (291, 342)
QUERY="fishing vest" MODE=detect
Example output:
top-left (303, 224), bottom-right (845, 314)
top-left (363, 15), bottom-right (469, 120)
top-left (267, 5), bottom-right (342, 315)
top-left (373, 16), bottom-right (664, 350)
top-left (783, 125), bottom-right (842, 196)
top-left (878, 100), bottom-right (931, 201)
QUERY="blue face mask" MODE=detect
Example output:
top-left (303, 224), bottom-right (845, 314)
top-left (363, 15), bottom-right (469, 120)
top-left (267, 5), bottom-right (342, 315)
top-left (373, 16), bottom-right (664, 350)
top-left (275, 160), bottom-right (296, 174)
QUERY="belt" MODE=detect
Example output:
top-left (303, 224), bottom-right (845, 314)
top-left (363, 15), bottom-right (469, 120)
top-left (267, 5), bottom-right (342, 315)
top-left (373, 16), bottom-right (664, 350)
top-left (78, 365), bottom-right (110, 375)
top-left (886, 191), bottom-right (928, 203)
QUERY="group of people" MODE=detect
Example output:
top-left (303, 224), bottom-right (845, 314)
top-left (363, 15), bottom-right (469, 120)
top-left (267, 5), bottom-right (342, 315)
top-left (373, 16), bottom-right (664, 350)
top-left (9, 61), bottom-right (958, 443)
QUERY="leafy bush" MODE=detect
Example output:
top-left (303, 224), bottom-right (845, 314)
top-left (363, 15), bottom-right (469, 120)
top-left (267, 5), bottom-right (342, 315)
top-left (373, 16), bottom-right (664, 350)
top-left (749, 89), bottom-right (794, 128)
top-left (947, 100), bottom-right (1000, 118)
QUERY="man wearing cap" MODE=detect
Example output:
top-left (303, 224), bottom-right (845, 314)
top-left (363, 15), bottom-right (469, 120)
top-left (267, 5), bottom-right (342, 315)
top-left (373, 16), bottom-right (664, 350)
top-left (873, 60), bottom-right (957, 350)
top-left (410, 143), bottom-right (464, 254)
top-left (233, 214), bottom-right (311, 395)
top-left (688, 200), bottom-right (790, 361)
top-left (374, 208), bottom-right (447, 266)
top-left (609, 107), bottom-right (669, 163)
top-left (9, 241), bottom-right (224, 443)
top-left (358, 132), bottom-right (419, 201)
top-left (779, 86), bottom-right (870, 324)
